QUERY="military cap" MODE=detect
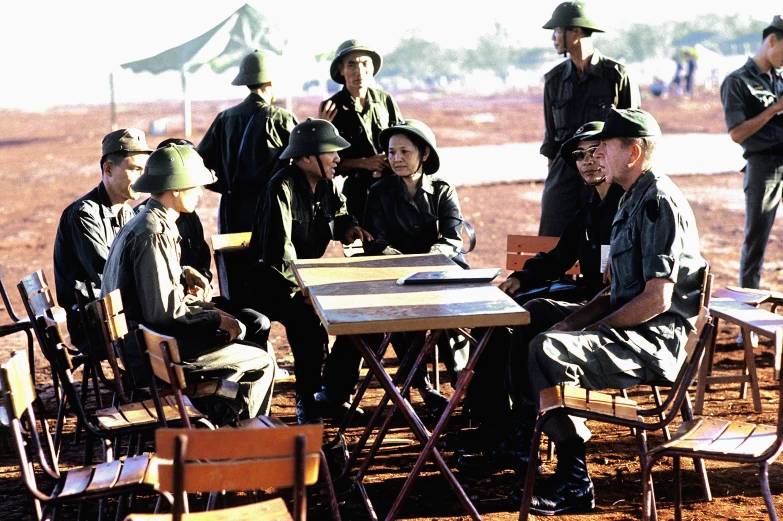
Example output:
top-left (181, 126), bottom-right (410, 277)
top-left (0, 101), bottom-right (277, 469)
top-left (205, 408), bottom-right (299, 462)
top-left (101, 128), bottom-right (153, 157)
top-left (330, 39), bottom-right (382, 84)
top-left (766, 15), bottom-right (783, 33)
top-left (560, 121), bottom-right (604, 171)
top-left (280, 119), bottom-right (350, 160)
top-left (591, 108), bottom-right (661, 141)
top-left (542, 1), bottom-right (605, 33)
top-left (232, 50), bottom-right (275, 86)
top-left (132, 144), bottom-right (216, 193)
top-left (379, 119), bottom-right (440, 174)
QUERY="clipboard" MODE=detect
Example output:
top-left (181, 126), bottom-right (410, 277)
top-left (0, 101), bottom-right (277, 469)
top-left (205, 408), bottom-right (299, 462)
top-left (396, 268), bottom-right (501, 286)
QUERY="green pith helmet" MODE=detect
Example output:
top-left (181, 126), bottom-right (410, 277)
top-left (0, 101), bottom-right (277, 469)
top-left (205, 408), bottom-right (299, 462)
top-left (542, 1), bottom-right (604, 33)
top-left (329, 39), bottom-right (382, 84)
top-left (379, 119), bottom-right (440, 174)
top-left (231, 50), bottom-right (275, 86)
top-left (132, 144), bottom-right (216, 193)
top-left (560, 121), bottom-right (604, 171)
top-left (280, 119), bottom-right (350, 160)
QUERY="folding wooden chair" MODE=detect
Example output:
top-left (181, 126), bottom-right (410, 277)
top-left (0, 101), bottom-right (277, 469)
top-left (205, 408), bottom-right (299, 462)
top-left (124, 424), bottom-right (324, 521)
top-left (0, 265), bottom-right (35, 384)
top-left (1, 350), bottom-right (158, 521)
top-left (642, 354), bottom-right (783, 520)
top-left (517, 308), bottom-right (714, 521)
top-left (210, 232), bottom-right (252, 302)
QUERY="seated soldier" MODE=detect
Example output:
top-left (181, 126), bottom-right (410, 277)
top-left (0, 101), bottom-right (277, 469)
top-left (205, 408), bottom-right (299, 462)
top-left (460, 121), bottom-right (624, 472)
top-left (248, 119), bottom-right (372, 424)
top-left (102, 144), bottom-right (276, 424)
top-left (53, 128), bottom-right (152, 352)
top-left (506, 109), bottom-right (706, 515)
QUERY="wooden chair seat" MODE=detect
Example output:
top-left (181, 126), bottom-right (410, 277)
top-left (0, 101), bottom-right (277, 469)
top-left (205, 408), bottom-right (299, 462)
top-left (125, 497), bottom-right (292, 521)
top-left (540, 385), bottom-right (639, 421)
top-left (54, 453), bottom-right (158, 499)
top-left (658, 418), bottom-right (777, 457)
top-left (95, 396), bottom-right (205, 430)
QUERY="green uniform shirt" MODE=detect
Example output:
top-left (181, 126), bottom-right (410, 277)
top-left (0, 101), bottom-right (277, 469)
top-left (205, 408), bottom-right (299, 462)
top-left (605, 170), bottom-right (706, 380)
top-left (721, 57), bottom-right (783, 157)
top-left (250, 164), bottom-right (358, 291)
top-left (363, 174), bottom-right (464, 261)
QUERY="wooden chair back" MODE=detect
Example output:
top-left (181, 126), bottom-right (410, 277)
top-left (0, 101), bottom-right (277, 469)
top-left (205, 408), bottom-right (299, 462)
top-left (135, 325), bottom-right (191, 427)
top-left (210, 232), bottom-right (252, 301)
top-left (84, 289), bottom-right (134, 402)
top-left (17, 270), bottom-right (58, 356)
top-left (156, 424), bottom-right (322, 521)
top-left (506, 234), bottom-right (580, 275)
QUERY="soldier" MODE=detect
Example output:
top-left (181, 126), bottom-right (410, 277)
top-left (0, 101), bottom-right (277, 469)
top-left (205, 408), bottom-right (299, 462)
top-left (319, 39), bottom-right (402, 223)
top-left (507, 109), bottom-right (706, 515)
top-left (538, 1), bottom-right (639, 237)
top-left (53, 128), bottom-right (152, 352)
top-left (720, 15), bottom-right (783, 290)
top-left (248, 119), bottom-right (372, 424)
top-left (102, 144), bottom-right (276, 423)
top-left (198, 50), bottom-right (298, 234)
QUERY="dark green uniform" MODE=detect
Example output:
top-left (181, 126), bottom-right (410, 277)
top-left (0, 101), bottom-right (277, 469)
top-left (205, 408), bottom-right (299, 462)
top-left (53, 182), bottom-right (135, 352)
top-left (326, 86), bottom-right (402, 222)
top-left (515, 171), bottom-right (706, 443)
top-left (249, 164), bottom-right (357, 396)
top-left (539, 51), bottom-right (639, 236)
top-left (720, 57), bottom-right (783, 289)
top-left (197, 93), bottom-right (298, 233)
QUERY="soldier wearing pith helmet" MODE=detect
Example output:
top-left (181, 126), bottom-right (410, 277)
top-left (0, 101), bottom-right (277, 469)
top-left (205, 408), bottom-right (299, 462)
top-left (249, 119), bottom-right (373, 424)
top-left (538, 1), bottom-right (640, 238)
top-left (318, 39), bottom-right (403, 224)
top-left (198, 49), bottom-right (299, 235)
top-left (102, 144), bottom-right (277, 423)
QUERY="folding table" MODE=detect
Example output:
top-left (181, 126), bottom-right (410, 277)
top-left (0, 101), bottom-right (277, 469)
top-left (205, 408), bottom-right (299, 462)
top-left (292, 253), bottom-right (529, 521)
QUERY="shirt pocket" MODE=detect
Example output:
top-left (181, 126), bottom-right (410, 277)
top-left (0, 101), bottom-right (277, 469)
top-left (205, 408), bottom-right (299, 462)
top-left (584, 95), bottom-right (616, 124)
top-left (291, 208), bottom-right (311, 246)
top-left (552, 99), bottom-right (571, 133)
top-left (610, 229), bottom-right (643, 291)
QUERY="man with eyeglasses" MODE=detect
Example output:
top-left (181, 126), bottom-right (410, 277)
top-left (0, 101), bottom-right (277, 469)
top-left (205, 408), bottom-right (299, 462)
top-left (538, 1), bottom-right (639, 237)
top-left (459, 121), bottom-right (623, 476)
top-left (504, 109), bottom-right (706, 515)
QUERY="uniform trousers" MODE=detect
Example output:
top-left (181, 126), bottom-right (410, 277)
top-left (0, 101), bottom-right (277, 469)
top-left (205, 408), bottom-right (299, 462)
top-left (739, 154), bottom-right (783, 288)
top-left (511, 298), bottom-right (650, 443)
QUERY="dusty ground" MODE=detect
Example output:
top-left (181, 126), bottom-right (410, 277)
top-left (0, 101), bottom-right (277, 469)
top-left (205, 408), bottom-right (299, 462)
top-left (2, 88), bottom-right (783, 520)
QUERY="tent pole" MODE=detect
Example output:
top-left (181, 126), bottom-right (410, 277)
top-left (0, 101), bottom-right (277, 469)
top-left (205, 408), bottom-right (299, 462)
top-left (181, 67), bottom-right (192, 139)
top-left (109, 72), bottom-right (118, 131)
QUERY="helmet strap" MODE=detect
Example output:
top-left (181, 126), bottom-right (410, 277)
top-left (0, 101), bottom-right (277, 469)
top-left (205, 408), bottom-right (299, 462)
top-left (315, 155), bottom-right (328, 179)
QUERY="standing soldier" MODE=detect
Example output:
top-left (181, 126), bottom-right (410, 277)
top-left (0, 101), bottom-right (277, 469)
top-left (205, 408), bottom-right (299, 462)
top-left (198, 50), bottom-right (298, 234)
top-left (319, 39), bottom-right (402, 223)
top-left (538, 1), bottom-right (639, 237)
top-left (720, 15), bottom-right (783, 290)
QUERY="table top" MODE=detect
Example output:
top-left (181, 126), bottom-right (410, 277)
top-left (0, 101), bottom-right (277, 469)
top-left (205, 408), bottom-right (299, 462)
top-left (292, 254), bottom-right (529, 335)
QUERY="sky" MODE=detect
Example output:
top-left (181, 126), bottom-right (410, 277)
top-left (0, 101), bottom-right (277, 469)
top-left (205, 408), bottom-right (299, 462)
top-left (0, 1), bottom-right (779, 110)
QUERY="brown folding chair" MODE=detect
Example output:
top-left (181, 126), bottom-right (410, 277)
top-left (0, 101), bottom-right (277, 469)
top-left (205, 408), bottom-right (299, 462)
top-left (1, 350), bottom-right (158, 521)
top-left (210, 232), bottom-right (252, 302)
top-left (0, 265), bottom-right (35, 383)
top-left (517, 307), bottom-right (714, 521)
top-left (124, 424), bottom-right (324, 521)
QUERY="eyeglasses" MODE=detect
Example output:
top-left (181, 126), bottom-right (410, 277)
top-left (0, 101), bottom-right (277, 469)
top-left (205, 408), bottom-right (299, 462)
top-left (571, 146), bottom-right (599, 162)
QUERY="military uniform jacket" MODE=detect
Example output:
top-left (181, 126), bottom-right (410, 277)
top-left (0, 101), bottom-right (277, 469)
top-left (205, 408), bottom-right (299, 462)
top-left (720, 57), bottom-right (783, 157)
top-left (363, 174), bottom-right (464, 260)
top-left (604, 171), bottom-right (706, 381)
top-left (250, 164), bottom-right (358, 291)
top-left (197, 93), bottom-right (298, 197)
top-left (541, 50), bottom-right (640, 159)
top-left (327, 86), bottom-right (402, 174)
top-left (512, 183), bottom-right (623, 296)
top-left (53, 182), bottom-right (135, 314)
top-left (102, 199), bottom-right (220, 339)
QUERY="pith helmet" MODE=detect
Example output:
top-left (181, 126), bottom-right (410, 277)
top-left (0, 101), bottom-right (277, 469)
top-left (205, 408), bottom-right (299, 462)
top-left (560, 121), bottom-right (604, 171)
top-left (101, 128), bottom-right (153, 157)
top-left (379, 119), bottom-right (440, 174)
top-left (280, 119), bottom-right (351, 160)
top-left (329, 39), bottom-right (382, 84)
top-left (542, 1), bottom-right (604, 33)
top-left (232, 50), bottom-right (275, 86)
top-left (132, 144), bottom-right (216, 193)
top-left (766, 15), bottom-right (783, 33)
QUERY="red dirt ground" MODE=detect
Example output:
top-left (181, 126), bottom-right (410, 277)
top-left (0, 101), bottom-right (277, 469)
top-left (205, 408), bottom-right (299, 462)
top-left (2, 88), bottom-right (783, 520)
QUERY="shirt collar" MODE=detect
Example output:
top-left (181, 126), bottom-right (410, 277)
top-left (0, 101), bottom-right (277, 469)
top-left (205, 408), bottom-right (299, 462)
top-left (337, 86), bottom-right (378, 111)
top-left (563, 49), bottom-right (603, 80)
top-left (245, 92), bottom-right (271, 106)
top-left (144, 198), bottom-right (180, 236)
top-left (616, 170), bottom-right (655, 221)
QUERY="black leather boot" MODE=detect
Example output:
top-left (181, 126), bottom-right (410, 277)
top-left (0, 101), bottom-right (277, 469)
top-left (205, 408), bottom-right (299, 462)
top-left (295, 393), bottom-right (322, 425)
top-left (457, 410), bottom-right (541, 476)
top-left (314, 389), bottom-right (364, 421)
top-left (510, 438), bottom-right (594, 515)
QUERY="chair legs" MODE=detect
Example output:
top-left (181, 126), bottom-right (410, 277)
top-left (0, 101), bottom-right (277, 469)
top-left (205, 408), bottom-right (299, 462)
top-left (759, 462), bottom-right (779, 521)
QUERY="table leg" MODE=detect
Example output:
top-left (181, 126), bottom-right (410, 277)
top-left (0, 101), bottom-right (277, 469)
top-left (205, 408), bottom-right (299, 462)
top-left (349, 332), bottom-right (482, 521)
top-left (384, 326), bottom-right (496, 521)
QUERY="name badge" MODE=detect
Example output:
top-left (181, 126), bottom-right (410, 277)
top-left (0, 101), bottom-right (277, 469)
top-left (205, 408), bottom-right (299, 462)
top-left (600, 245), bottom-right (610, 273)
